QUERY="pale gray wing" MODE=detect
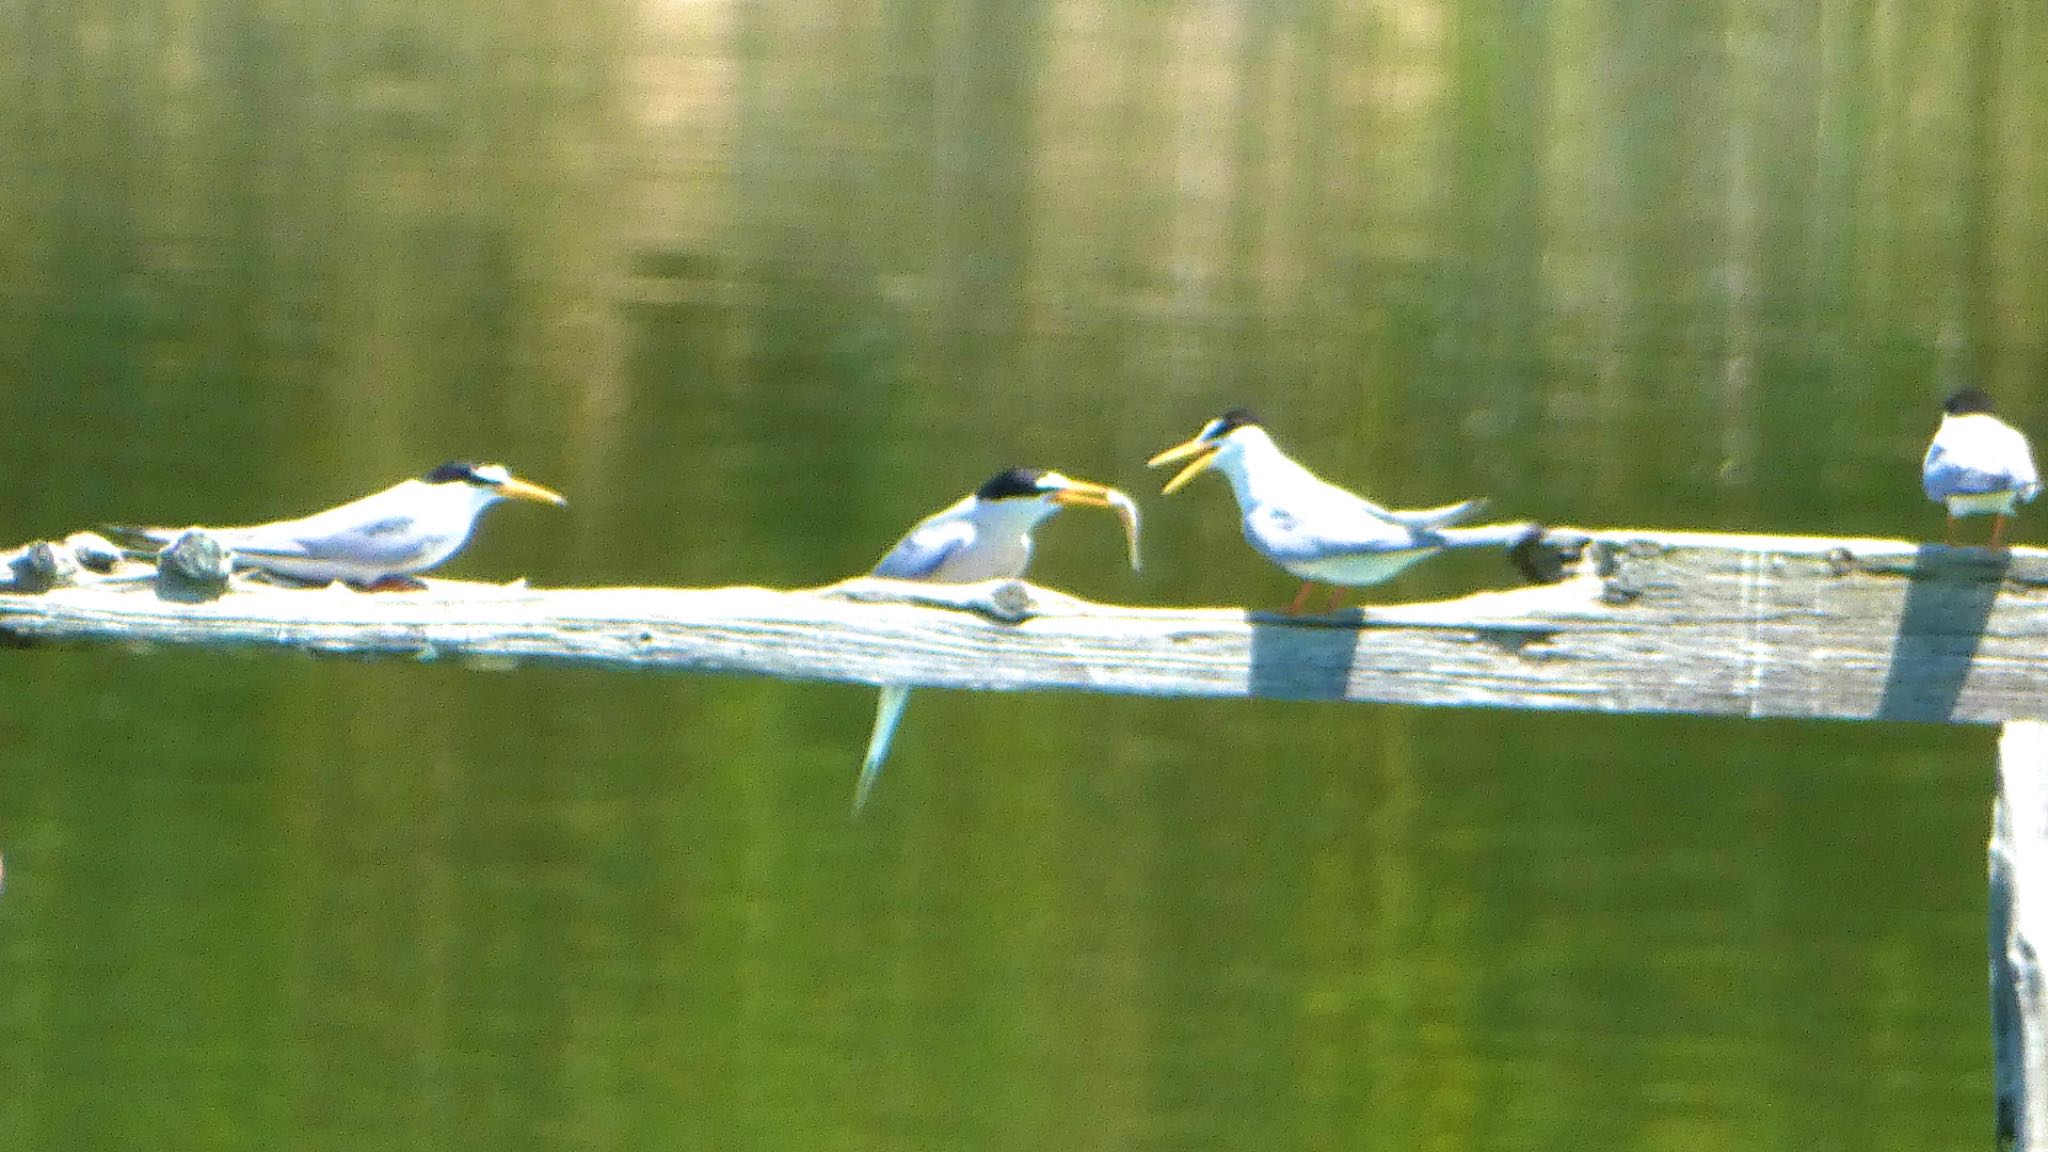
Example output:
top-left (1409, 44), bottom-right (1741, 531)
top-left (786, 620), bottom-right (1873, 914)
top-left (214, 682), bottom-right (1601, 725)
top-left (1246, 502), bottom-right (1414, 566)
top-left (103, 518), bottom-right (387, 562)
top-left (1922, 436), bottom-right (1986, 501)
top-left (227, 513), bottom-right (438, 568)
top-left (1925, 437), bottom-right (2021, 501)
top-left (871, 516), bottom-right (977, 580)
top-left (102, 519), bottom-right (340, 559)
top-left (2011, 429), bottom-right (2042, 501)
top-left (1925, 420), bottom-right (2041, 501)
top-left (107, 482), bottom-right (426, 560)
top-left (1294, 468), bottom-right (1485, 531)
top-left (1252, 497), bottom-right (1531, 565)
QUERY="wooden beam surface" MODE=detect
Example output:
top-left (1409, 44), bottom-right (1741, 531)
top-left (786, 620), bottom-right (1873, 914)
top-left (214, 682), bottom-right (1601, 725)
top-left (3, 527), bottom-right (2048, 724)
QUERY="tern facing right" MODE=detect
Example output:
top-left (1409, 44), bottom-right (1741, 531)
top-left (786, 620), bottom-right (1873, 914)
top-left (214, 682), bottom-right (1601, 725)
top-left (1922, 388), bottom-right (2039, 548)
top-left (855, 467), bottom-right (1140, 812)
top-left (1148, 408), bottom-right (1537, 612)
top-left (108, 461), bottom-right (566, 589)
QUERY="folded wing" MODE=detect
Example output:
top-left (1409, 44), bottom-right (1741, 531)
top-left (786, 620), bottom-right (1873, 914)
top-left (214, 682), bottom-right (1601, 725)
top-left (871, 517), bottom-right (976, 579)
top-left (1924, 421), bottom-right (2042, 502)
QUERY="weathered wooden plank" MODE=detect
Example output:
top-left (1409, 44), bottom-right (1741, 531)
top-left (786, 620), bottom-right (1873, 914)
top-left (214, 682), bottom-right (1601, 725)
top-left (2, 527), bottom-right (2047, 723)
top-left (1995, 720), bottom-right (2048, 1149)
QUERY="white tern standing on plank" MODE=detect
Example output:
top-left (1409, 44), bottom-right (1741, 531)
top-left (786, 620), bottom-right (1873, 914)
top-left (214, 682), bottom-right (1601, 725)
top-left (1148, 408), bottom-right (1539, 612)
top-left (106, 461), bottom-right (566, 589)
top-left (1922, 388), bottom-right (2039, 548)
top-left (857, 467), bottom-right (1141, 812)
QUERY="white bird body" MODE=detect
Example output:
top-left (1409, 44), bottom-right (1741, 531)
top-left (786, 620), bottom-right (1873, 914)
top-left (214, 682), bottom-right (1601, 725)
top-left (1149, 412), bottom-right (1533, 607)
top-left (1921, 390), bottom-right (2039, 546)
top-left (854, 468), bottom-right (1139, 812)
top-left (1923, 413), bottom-right (2039, 512)
top-left (111, 463), bottom-right (565, 586)
top-left (1206, 427), bottom-right (1490, 584)
top-left (871, 493), bottom-right (1050, 583)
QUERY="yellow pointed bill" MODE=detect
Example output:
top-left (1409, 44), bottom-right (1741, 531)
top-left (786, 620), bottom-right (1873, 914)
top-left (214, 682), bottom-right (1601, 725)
top-left (500, 476), bottom-right (568, 506)
top-left (1146, 436), bottom-right (1221, 495)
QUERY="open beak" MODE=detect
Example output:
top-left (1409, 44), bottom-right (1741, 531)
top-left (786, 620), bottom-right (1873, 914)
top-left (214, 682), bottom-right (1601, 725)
top-left (499, 476), bottom-right (569, 507)
top-left (1146, 436), bottom-right (1221, 495)
top-left (1048, 479), bottom-right (1143, 572)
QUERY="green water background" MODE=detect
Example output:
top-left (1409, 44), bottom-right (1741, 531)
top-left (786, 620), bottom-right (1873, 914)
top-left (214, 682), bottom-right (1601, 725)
top-left (1, 1), bottom-right (2040, 1147)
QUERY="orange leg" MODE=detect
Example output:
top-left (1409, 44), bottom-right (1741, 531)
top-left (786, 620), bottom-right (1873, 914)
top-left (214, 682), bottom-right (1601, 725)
top-left (1992, 514), bottom-right (2011, 549)
top-left (1946, 512), bottom-right (1959, 547)
top-left (1287, 581), bottom-right (1317, 614)
top-left (1323, 586), bottom-right (1348, 612)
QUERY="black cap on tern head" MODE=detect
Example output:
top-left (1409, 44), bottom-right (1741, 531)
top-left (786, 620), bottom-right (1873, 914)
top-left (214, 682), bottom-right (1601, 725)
top-left (1944, 388), bottom-right (1996, 416)
top-left (423, 461), bottom-right (513, 486)
top-left (975, 467), bottom-right (1050, 501)
top-left (1207, 407), bottom-right (1261, 437)
top-left (425, 461), bottom-right (481, 484)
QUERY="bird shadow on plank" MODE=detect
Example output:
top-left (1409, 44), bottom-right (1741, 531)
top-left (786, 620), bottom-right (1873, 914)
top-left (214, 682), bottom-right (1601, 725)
top-left (1243, 610), bottom-right (1556, 703)
top-left (1245, 612), bottom-right (1363, 701)
top-left (1240, 535), bottom-right (1562, 702)
top-left (1876, 543), bottom-right (2009, 722)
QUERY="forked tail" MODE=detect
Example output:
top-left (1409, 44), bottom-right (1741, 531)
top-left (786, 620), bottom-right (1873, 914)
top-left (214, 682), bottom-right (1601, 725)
top-left (1379, 497), bottom-right (1489, 531)
top-left (855, 685), bottom-right (914, 813)
top-left (96, 524), bottom-right (177, 555)
top-left (1430, 520), bottom-right (1543, 550)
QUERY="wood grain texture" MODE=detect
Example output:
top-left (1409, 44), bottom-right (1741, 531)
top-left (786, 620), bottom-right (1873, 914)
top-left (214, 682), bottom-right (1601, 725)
top-left (2, 527), bottom-right (2047, 724)
top-left (1994, 721), bottom-right (2048, 1148)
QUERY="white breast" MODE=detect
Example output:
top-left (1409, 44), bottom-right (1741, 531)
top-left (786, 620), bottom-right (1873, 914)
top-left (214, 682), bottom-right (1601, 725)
top-left (931, 533), bottom-right (1032, 582)
top-left (1947, 490), bottom-right (2020, 518)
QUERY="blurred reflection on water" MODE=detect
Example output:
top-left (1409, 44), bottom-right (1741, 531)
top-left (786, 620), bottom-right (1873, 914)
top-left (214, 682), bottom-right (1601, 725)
top-left (0, 2), bottom-right (2038, 1147)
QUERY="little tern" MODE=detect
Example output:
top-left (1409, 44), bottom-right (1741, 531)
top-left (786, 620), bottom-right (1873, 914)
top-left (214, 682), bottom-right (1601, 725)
top-left (1922, 388), bottom-right (2039, 548)
top-left (855, 467), bottom-right (1140, 812)
top-left (1148, 408), bottom-right (1536, 611)
top-left (108, 461), bottom-right (566, 588)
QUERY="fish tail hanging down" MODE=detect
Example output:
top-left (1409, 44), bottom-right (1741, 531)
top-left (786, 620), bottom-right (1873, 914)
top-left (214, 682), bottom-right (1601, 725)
top-left (855, 685), bottom-right (915, 814)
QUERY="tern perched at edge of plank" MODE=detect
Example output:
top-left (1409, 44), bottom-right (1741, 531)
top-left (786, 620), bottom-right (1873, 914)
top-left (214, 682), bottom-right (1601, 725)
top-left (855, 467), bottom-right (1141, 813)
top-left (1147, 408), bottom-right (1540, 612)
top-left (105, 461), bottom-right (566, 589)
top-left (1922, 387), bottom-right (2040, 548)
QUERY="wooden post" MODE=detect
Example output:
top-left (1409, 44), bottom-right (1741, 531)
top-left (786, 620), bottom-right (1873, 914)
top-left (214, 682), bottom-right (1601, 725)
top-left (1995, 720), bottom-right (2048, 1149)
